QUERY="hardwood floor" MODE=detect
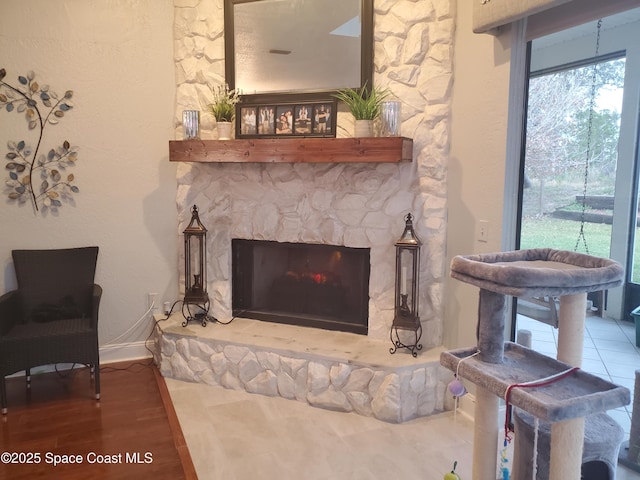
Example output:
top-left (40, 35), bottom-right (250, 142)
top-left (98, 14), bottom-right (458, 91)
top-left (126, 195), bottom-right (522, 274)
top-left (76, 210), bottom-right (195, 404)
top-left (0, 361), bottom-right (196, 479)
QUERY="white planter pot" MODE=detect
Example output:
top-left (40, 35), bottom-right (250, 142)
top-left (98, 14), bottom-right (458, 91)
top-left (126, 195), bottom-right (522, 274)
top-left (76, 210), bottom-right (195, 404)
top-left (216, 121), bottom-right (233, 140)
top-left (354, 119), bottom-right (374, 138)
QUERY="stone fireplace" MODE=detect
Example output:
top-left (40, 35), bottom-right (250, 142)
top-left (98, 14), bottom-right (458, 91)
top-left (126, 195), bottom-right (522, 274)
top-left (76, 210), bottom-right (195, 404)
top-left (172, 0), bottom-right (454, 345)
top-left (160, 159), bottom-right (454, 422)
top-left (176, 161), bottom-right (443, 343)
top-left (161, 0), bottom-right (456, 423)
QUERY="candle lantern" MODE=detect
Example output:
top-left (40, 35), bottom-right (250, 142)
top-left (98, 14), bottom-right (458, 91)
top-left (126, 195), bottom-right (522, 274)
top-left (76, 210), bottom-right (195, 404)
top-left (390, 213), bottom-right (422, 357)
top-left (182, 205), bottom-right (210, 327)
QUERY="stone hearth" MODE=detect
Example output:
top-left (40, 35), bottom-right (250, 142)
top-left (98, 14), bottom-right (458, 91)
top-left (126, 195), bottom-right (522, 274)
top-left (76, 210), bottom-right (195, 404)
top-left (156, 314), bottom-right (452, 423)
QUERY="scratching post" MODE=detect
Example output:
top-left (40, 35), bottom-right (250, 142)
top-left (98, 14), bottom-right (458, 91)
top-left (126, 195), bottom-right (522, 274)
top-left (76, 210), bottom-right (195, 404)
top-left (556, 293), bottom-right (587, 367)
top-left (478, 289), bottom-right (506, 363)
top-left (550, 418), bottom-right (585, 479)
top-left (473, 289), bottom-right (505, 479)
top-left (474, 386), bottom-right (500, 480)
top-left (549, 293), bottom-right (586, 479)
top-left (441, 249), bottom-right (629, 480)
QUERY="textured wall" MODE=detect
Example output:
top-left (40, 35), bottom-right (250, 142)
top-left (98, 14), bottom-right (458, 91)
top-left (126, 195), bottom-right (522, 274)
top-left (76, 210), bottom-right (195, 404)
top-left (173, 0), bottom-right (455, 344)
top-left (0, 0), bottom-right (178, 354)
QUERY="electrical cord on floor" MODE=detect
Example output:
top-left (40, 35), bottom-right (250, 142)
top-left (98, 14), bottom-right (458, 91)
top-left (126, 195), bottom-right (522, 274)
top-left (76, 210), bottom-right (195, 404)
top-left (142, 307), bottom-right (176, 359)
top-left (53, 363), bottom-right (79, 378)
top-left (100, 300), bottom-right (241, 374)
top-left (139, 299), bottom-right (188, 364)
top-left (101, 299), bottom-right (200, 373)
top-left (99, 361), bottom-right (154, 373)
top-left (100, 300), bottom-right (182, 373)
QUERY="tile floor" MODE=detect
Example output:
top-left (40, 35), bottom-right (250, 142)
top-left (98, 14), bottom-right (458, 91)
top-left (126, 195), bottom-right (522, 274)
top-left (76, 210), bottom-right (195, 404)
top-left (517, 313), bottom-right (640, 479)
top-left (516, 314), bottom-right (639, 438)
top-left (166, 377), bottom-right (476, 480)
top-left (164, 315), bottom-right (640, 479)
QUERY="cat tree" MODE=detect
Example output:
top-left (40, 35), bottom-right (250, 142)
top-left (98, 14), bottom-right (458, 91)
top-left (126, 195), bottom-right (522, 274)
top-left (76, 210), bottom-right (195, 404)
top-left (441, 248), bottom-right (630, 480)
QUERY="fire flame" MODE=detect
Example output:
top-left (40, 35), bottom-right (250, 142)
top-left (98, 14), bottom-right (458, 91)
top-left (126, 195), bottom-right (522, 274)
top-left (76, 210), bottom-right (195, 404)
top-left (285, 270), bottom-right (338, 285)
top-left (282, 250), bottom-right (343, 286)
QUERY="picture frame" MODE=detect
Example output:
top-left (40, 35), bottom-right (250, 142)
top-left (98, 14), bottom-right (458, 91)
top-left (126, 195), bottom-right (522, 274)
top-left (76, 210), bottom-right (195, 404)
top-left (257, 106), bottom-right (275, 135)
top-left (239, 106), bottom-right (258, 136)
top-left (276, 105), bottom-right (294, 135)
top-left (235, 96), bottom-right (337, 139)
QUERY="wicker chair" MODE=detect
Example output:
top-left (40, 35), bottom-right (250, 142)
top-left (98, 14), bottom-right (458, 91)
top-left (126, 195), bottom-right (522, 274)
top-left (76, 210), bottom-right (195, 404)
top-left (0, 247), bottom-right (101, 414)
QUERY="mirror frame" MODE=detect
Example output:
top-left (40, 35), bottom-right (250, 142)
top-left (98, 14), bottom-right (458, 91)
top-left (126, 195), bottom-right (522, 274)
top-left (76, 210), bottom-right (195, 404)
top-left (223, 0), bottom-right (374, 103)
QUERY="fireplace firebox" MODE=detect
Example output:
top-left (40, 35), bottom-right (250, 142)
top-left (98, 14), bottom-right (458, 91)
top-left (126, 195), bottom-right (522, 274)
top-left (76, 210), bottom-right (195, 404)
top-left (232, 239), bottom-right (370, 334)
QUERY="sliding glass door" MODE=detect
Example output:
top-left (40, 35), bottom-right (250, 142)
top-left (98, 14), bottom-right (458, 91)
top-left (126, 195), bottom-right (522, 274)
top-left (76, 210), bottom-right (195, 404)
top-left (516, 9), bottom-right (640, 323)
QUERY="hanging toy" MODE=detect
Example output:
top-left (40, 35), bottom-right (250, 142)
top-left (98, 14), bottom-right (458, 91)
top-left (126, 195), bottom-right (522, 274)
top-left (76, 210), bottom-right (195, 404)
top-left (448, 377), bottom-right (467, 397)
top-left (500, 438), bottom-right (510, 480)
top-left (448, 350), bottom-right (480, 398)
top-left (444, 460), bottom-right (461, 480)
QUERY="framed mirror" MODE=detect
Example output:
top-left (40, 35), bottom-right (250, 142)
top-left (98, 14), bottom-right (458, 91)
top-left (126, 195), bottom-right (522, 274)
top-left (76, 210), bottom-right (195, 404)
top-left (224, 0), bottom-right (373, 100)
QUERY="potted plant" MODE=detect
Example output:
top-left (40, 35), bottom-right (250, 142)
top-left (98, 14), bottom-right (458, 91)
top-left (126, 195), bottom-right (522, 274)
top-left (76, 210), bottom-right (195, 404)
top-left (333, 84), bottom-right (389, 137)
top-left (207, 84), bottom-right (240, 140)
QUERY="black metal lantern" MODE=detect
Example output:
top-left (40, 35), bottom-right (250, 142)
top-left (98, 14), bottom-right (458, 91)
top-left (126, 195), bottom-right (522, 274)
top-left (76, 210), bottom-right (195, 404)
top-left (390, 213), bottom-right (422, 357)
top-left (182, 205), bottom-right (210, 326)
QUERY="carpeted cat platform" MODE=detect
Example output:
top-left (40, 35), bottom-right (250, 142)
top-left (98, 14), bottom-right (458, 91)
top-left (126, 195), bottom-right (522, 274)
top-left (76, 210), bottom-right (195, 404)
top-left (442, 248), bottom-right (629, 480)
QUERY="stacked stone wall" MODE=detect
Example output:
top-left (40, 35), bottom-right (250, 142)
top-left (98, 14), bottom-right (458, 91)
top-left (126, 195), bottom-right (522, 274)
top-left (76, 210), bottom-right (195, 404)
top-left (159, 330), bottom-right (453, 423)
top-left (172, 0), bottom-right (455, 343)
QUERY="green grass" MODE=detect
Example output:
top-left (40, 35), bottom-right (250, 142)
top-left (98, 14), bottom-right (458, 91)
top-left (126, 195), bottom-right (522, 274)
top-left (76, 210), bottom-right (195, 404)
top-left (520, 217), bottom-right (611, 256)
top-left (520, 216), bottom-right (640, 283)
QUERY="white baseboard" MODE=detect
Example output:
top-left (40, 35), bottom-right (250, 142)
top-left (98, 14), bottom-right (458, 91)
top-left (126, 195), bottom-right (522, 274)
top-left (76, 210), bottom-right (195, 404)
top-left (99, 341), bottom-right (153, 365)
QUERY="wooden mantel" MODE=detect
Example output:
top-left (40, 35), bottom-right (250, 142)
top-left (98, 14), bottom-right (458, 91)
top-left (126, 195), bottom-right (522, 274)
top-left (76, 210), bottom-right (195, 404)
top-left (169, 137), bottom-right (413, 164)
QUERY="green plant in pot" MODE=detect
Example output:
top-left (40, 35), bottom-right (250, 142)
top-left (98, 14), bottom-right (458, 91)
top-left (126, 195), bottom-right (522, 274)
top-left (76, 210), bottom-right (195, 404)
top-left (206, 84), bottom-right (240, 140)
top-left (333, 84), bottom-right (389, 137)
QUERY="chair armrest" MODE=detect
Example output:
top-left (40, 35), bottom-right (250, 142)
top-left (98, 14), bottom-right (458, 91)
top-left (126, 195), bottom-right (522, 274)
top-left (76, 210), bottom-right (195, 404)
top-left (90, 284), bottom-right (102, 329)
top-left (0, 290), bottom-right (22, 335)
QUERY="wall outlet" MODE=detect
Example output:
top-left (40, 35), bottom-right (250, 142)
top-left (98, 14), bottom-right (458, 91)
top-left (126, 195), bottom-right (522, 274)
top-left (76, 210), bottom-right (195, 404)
top-left (147, 292), bottom-right (159, 311)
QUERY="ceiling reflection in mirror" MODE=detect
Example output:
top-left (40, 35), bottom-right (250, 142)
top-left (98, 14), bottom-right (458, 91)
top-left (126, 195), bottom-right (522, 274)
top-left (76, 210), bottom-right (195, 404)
top-left (232, 0), bottom-right (363, 94)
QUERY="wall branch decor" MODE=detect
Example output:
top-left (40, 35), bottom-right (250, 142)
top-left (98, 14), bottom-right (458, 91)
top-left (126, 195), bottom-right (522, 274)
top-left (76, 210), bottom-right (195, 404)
top-left (0, 69), bottom-right (79, 214)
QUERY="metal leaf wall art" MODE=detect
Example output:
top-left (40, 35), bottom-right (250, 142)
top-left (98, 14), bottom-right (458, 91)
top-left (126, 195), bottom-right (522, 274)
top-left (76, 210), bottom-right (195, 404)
top-left (0, 68), bottom-right (79, 214)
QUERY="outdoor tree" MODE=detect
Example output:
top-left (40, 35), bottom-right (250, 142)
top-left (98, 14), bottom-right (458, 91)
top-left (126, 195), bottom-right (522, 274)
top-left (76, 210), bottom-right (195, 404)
top-left (568, 108), bottom-right (621, 178)
top-left (524, 58), bottom-right (624, 216)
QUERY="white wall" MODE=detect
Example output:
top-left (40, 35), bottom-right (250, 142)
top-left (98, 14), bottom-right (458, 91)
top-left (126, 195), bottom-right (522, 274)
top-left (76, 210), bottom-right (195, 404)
top-left (0, 0), bottom-right (178, 361)
top-left (445, 7), bottom-right (517, 349)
